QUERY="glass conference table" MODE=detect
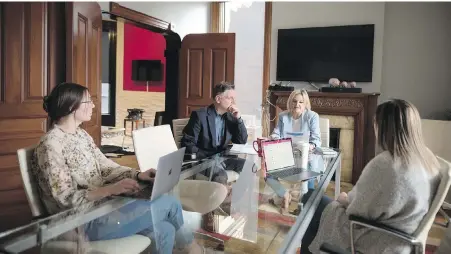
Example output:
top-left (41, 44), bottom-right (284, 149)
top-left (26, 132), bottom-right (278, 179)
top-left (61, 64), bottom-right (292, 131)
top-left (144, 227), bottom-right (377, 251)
top-left (0, 148), bottom-right (341, 254)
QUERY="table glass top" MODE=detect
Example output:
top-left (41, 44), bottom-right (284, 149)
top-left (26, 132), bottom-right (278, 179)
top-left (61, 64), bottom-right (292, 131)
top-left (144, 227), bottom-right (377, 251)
top-left (0, 148), bottom-right (341, 254)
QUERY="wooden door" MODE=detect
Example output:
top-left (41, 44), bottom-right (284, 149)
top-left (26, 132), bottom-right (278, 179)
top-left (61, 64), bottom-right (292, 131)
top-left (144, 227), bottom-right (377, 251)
top-left (0, 2), bottom-right (51, 231)
top-left (66, 2), bottom-right (102, 145)
top-left (178, 33), bottom-right (235, 118)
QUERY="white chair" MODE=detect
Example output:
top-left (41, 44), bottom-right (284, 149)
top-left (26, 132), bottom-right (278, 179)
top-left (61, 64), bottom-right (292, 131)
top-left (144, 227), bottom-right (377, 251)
top-left (171, 118), bottom-right (240, 183)
top-left (240, 114), bottom-right (256, 127)
top-left (319, 117), bottom-right (330, 147)
top-left (421, 119), bottom-right (451, 226)
top-left (172, 118), bottom-right (190, 149)
top-left (132, 124), bottom-right (178, 171)
top-left (17, 146), bottom-right (151, 254)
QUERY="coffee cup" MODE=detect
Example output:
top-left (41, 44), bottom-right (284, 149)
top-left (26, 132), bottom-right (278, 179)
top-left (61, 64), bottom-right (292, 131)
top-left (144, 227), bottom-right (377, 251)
top-left (253, 137), bottom-right (267, 157)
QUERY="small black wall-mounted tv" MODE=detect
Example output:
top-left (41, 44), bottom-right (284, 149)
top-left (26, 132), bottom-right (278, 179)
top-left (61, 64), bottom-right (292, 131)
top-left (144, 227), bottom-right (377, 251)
top-left (131, 60), bottom-right (163, 82)
top-left (276, 24), bottom-right (375, 82)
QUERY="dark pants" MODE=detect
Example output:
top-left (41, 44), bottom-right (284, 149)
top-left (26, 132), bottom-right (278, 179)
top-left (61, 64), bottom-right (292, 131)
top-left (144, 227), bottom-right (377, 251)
top-left (202, 157), bottom-right (245, 184)
top-left (201, 157), bottom-right (245, 232)
top-left (300, 192), bottom-right (333, 254)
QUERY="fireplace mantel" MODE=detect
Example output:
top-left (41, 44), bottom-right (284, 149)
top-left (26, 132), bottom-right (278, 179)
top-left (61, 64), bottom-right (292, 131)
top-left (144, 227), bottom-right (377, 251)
top-left (269, 91), bottom-right (380, 184)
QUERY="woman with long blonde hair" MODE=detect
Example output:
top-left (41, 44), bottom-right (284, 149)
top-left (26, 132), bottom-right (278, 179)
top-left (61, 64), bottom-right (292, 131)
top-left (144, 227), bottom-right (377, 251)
top-left (303, 99), bottom-right (440, 254)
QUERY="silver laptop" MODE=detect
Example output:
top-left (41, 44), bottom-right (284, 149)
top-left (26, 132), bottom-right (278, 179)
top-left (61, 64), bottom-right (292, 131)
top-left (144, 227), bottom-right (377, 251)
top-left (121, 147), bottom-right (185, 200)
top-left (263, 139), bottom-right (321, 182)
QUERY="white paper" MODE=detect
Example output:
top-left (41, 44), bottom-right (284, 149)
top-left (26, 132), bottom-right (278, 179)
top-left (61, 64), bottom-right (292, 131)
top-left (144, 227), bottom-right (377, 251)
top-left (229, 144), bottom-right (258, 155)
top-left (262, 141), bottom-right (295, 171)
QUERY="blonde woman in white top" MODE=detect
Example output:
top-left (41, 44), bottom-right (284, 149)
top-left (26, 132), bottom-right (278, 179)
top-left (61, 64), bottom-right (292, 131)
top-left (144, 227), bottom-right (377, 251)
top-left (270, 89), bottom-right (321, 192)
top-left (271, 89), bottom-right (321, 149)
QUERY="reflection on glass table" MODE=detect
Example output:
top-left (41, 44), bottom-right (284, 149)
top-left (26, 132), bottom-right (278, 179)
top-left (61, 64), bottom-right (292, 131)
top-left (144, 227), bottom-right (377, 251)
top-left (0, 149), bottom-right (341, 254)
top-left (174, 149), bottom-right (342, 253)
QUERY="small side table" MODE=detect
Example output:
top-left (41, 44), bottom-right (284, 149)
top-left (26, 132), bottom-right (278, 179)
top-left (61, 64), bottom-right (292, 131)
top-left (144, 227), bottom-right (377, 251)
top-left (123, 118), bottom-right (146, 136)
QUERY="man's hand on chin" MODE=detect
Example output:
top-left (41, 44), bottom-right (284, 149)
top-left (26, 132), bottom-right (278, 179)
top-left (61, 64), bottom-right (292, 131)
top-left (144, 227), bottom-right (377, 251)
top-left (228, 105), bottom-right (241, 119)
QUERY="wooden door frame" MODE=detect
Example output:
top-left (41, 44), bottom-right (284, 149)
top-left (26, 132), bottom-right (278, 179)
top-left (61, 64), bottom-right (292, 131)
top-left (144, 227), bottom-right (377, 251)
top-left (210, 2), bottom-right (225, 33)
top-left (110, 2), bottom-right (172, 30)
top-left (101, 20), bottom-right (117, 127)
top-left (106, 2), bottom-right (182, 127)
top-left (210, 2), bottom-right (273, 135)
top-left (262, 2), bottom-right (272, 137)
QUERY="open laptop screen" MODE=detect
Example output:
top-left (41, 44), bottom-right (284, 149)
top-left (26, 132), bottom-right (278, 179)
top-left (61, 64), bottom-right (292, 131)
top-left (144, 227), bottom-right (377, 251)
top-left (262, 139), bottom-right (295, 172)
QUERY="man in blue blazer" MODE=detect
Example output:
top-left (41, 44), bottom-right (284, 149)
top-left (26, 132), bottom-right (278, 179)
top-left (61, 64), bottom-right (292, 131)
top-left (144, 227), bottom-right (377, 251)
top-left (182, 82), bottom-right (248, 231)
top-left (181, 81), bottom-right (248, 184)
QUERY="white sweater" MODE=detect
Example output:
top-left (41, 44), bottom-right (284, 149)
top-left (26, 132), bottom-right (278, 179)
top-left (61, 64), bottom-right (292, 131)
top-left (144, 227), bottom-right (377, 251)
top-left (309, 151), bottom-right (440, 254)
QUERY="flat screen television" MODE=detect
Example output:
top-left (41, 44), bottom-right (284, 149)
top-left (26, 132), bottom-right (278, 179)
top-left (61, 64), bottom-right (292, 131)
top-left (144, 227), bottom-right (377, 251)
top-left (276, 24), bottom-right (375, 82)
top-left (131, 60), bottom-right (163, 82)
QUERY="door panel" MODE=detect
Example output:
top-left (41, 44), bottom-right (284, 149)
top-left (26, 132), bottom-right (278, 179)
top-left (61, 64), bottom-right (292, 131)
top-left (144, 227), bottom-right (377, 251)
top-left (178, 33), bottom-right (235, 118)
top-left (66, 2), bottom-right (102, 145)
top-left (0, 2), bottom-right (49, 231)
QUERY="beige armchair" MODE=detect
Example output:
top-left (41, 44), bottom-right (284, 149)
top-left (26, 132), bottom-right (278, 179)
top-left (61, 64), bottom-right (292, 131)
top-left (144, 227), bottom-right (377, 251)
top-left (17, 146), bottom-right (151, 254)
top-left (176, 180), bottom-right (228, 214)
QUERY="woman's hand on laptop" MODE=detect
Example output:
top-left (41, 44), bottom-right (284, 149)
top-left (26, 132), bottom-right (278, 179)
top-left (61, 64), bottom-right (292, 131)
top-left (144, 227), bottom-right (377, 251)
top-left (137, 168), bottom-right (156, 182)
top-left (106, 179), bottom-right (140, 195)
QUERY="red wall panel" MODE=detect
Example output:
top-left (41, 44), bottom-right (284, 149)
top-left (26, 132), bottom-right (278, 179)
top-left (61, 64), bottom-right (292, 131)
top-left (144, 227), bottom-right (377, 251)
top-left (123, 23), bottom-right (166, 92)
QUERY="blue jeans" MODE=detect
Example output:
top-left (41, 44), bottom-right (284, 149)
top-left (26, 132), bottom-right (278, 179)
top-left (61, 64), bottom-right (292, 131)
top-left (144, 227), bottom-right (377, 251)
top-left (84, 195), bottom-right (193, 254)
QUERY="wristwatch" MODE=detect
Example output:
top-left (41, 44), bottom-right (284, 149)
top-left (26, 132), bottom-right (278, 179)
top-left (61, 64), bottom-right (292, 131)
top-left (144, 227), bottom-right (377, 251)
top-left (136, 172), bottom-right (147, 184)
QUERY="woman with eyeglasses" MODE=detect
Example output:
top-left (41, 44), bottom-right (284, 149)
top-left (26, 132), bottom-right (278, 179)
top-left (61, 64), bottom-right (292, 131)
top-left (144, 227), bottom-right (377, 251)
top-left (31, 82), bottom-right (205, 254)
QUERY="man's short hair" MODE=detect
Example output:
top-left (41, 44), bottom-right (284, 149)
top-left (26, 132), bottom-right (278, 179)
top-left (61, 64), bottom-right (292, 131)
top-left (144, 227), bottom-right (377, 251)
top-left (213, 81), bottom-right (235, 97)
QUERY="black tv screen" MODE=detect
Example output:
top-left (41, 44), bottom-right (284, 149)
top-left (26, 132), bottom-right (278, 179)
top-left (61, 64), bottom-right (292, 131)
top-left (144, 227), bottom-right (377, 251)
top-left (131, 60), bottom-right (163, 82)
top-left (276, 24), bottom-right (375, 82)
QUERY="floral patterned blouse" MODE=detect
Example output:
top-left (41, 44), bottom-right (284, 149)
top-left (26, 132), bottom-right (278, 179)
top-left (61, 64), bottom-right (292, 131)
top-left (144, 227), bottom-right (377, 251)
top-left (31, 125), bottom-right (139, 214)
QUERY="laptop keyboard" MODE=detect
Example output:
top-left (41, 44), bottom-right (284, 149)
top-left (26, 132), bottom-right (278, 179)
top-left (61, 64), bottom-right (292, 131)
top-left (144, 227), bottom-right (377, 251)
top-left (269, 167), bottom-right (304, 178)
top-left (121, 183), bottom-right (154, 199)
